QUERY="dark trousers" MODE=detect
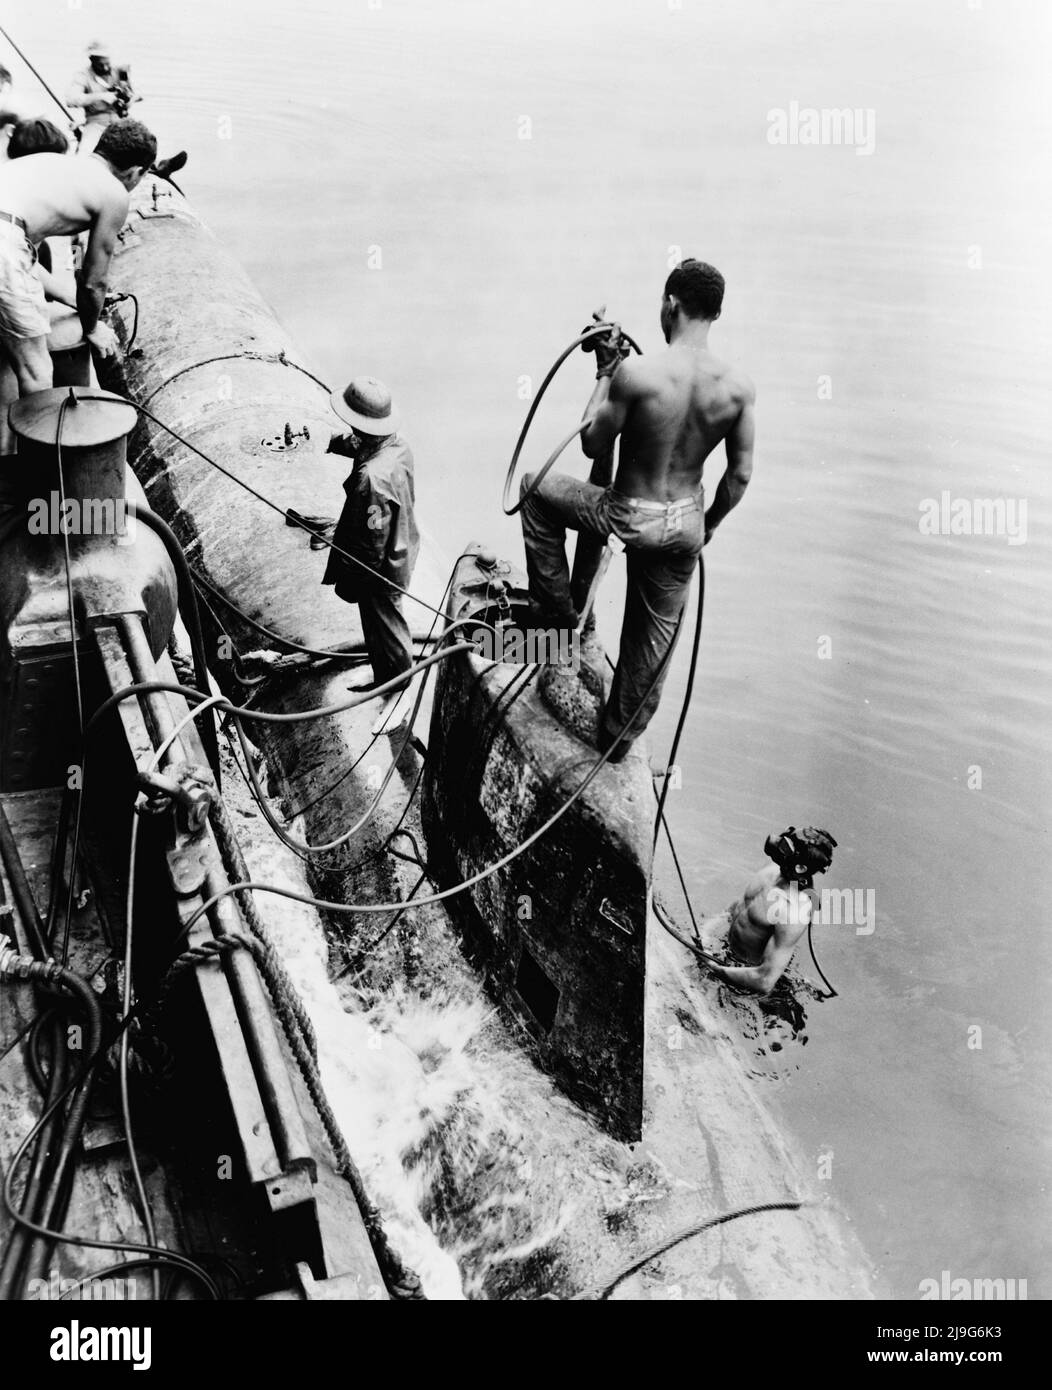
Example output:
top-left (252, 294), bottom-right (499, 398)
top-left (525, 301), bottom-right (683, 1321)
top-left (337, 582), bottom-right (413, 687)
top-left (519, 472), bottom-right (704, 745)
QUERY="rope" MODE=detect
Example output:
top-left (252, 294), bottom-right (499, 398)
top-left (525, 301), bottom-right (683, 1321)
top-left (141, 349), bottom-right (332, 411)
top-left (76, 391), bottom-right (457, 624)
top-left (157, 925), bottom-right (423, 1299)
top-left (207, 790), bottom-right (319, 1060)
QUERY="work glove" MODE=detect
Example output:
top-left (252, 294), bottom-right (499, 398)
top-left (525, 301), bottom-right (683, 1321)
top-left (580, 306), bottom-right (630, 378)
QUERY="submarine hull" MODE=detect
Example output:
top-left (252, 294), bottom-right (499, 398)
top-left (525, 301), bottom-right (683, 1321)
top-left (95, 177), bottom-right (879, 1300)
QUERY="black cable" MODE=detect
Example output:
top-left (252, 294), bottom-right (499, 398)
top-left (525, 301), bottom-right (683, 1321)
top-left (124, 502), bottom-right (221, 783)
top-left (53, 395), bottom-right (89, 969)
top-left (118, 813), bottom-right (161, 1297)
top-left (171, 630), bottom-right (680, 937)
top-left (106, 292), bottom-right (139, 353)
top-left (54, 395), bottom-right (84, 738)
top-left (43, 784), bottom-right (72, 949)
top-left (190, 580), bottom-right (270, 688)
top-left (218, 549), bottom-right (472, 844)
top-left (55, 1255), bottom-right (218, 1302)
top-left (651, 556), bottom-right (704, 857)
top-left (0, 988), bottom-right (221, 1299)
top-left (333, 870), bottom-right (430, 982)
top-left (0, 1013), bottom-right (68, 1301)
top-left (651, 774), bottom-right (700, 940)
top-left (17, 959), bottom-right (103, 1288)
top-left (191, 566), bottom-right (371, 663)
top-left (575, 1200), bottom-right (806, 1300)
top-left (78, 392), bottom-right (462, 625)
top-left (503, 322), bottom-right (642, 515)
top-left (807, 918), bottom-right (838, 999)
top-left (0, 24), bottom-right (75, 123)
top-left (83, 653), bottom-right (473, 738)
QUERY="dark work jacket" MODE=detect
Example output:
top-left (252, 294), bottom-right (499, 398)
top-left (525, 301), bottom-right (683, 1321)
top-left (321, 434), bottom-right (419, 603)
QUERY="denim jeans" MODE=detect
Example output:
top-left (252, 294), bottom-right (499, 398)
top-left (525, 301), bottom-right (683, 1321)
top-left (519, 472), bottom-right (704, 745)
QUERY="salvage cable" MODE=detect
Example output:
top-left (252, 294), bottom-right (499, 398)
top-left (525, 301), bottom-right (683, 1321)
top-left (0, 981), bottom-right (221, 1299)
top-left (54, 395), bottom-right (84, 739)
top-left (123, 501), bottom-right (221, 782)
top-left (76, 392), bottom-right (466, 628)
top-left (161, 635), bottom-right (680, 936)
top-left (502, 321), bottom-right (642, 515)
top-left (1, 646), bottom-right (677, 1295)
top-left (190, 565), bottom-right (371, 665)
top-left (572, 1199), bottom-right (806, 1300)
top-left (0, 24), bottom-right (75, 125)
top-left (53, 396), bottom-right (88, 969)
top-left (225, 615), bottom-right (481, 856)
top-left (118, 812), bottom-right (160, 1299)
top-left (117, 708), bottom-right (214, 1300)
top-left (69, 616), bottom-right (678, 943)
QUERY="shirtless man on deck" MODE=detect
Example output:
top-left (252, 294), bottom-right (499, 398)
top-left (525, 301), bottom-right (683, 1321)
top-left (0, 117), bottom-right (156, 452)
top-left (519, 258), bottom-right (755, 759)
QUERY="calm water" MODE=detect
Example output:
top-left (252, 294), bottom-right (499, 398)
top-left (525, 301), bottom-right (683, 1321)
top-left (11, 0), bottom-right (1050, 1297)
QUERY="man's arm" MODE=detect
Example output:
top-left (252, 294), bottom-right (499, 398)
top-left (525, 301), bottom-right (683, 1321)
top-left (704, 379), bottom-right (756, 541)
top-left (343, 468), bottom-right (395, 573)
top-left (76, 187), bottom-right (129, 346)
top-left (33, 263), bottom-right (77, 311)
top-left (707, 910), bottom-right (807, 996)
top-left (580, 360), bottom-right (636, 460)
top-left (65, 79), bottom-right (115, 111)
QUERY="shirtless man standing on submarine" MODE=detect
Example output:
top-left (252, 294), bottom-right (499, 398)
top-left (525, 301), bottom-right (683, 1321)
top-left (0, 117), bottom-right (156, 454)
top-left (518, 258), bottom-right (756, 760)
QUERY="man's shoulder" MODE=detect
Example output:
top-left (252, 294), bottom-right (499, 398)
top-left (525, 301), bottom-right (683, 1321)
top-left (731, 364), bottom-right (756, 403)
top-left (364, 437), bottom-right (412, 489)
top-left (87, 163), bottom-right (131, 216)
top-left (611, 354), bottom-right (665, 400)
top-left (372, 434), bottom-right (413, 473)
top-left (713, 357), bottom-right (755, 406)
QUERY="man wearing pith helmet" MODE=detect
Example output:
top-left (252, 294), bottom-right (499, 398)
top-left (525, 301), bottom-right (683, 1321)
top-left (322, 376), bottom-right (419, 691)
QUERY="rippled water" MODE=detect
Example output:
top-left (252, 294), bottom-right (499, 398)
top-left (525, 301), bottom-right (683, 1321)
top-left (10, 0), bottom-right (1049, 1297)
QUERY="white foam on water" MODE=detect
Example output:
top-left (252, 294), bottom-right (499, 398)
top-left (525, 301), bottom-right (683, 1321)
top-left (233, 817), bottom-right (572, 1299)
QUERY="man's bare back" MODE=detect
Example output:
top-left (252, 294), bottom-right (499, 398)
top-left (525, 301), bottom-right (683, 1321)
top-left (0, 121), bottom-right (154, 405)
top-left (0, 151), bottom-right (128, 243)
top-left (609, 343), bottom-right (754, 502)
top-left (580, 263), bottom-right (755, 533)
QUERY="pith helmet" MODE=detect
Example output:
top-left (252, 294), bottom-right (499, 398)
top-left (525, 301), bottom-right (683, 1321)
top-left (329, 376), bottom-right (398, 436)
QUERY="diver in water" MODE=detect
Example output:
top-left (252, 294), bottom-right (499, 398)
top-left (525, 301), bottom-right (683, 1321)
top-left (702, 827), bottom-right (837, 996)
